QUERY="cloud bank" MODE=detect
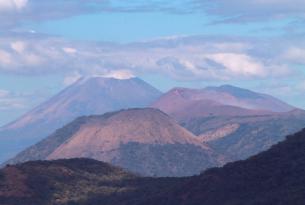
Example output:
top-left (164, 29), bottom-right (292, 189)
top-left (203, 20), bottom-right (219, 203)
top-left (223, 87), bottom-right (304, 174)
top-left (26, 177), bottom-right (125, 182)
top-left (0, 0), bottom-right (28, 11)
top-left (0, 34), bottom-right (302, 82)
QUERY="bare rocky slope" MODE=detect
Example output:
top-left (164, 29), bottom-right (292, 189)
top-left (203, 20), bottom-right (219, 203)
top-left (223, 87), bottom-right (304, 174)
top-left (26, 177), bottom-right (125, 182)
top-left (5, 108), bottom-right (223, 177)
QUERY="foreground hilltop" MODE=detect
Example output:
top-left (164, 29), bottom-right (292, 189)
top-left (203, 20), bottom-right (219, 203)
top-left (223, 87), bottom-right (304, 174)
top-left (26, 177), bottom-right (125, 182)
top-left (1, 128), bottom-right (305, 205)
top-left (6, 108), bottom-right (222, 177)
top-left (0, 158), bottom-right (172, 205)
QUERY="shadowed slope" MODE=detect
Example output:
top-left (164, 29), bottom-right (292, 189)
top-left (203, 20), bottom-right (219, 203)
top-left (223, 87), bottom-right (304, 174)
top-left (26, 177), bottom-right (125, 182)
top-left (0, 158), bottom-right (137, 205)
top-left (2, 129), bottom-right (305, 205)
top-left (146, 128), bottom-right (305, 205)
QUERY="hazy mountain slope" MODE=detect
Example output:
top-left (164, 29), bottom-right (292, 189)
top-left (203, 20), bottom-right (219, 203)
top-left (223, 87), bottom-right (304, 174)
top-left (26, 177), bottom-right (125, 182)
top-left (0, 77), bottom-right (161, 163)
top-left (152, 86), bottom-right (305, 162)
top-left (205, 85), bottom-right (295, 112)
top-left (6, 108), bottom-right (223, 177)
top-left (2, 128), bottom-right (305, 205)
top-left (152, 86), bottom-right (294, 117)
top-left (183, 109), bottom-right (305, 161)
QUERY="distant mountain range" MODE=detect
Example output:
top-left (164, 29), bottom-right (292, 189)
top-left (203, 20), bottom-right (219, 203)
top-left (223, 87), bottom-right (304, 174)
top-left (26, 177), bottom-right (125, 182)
top-left (152, 85), bottom-right (295, 119)
top-left (1, 128), bottom-right (305, 205)
top-left (2, 77), bottom-right (305, 177)
top-left (5, 108), bottom-right (223, 177)
top-left (152, 86), bottom-right (305, 161)
top-left (0, 77), bottom-right (161, 163)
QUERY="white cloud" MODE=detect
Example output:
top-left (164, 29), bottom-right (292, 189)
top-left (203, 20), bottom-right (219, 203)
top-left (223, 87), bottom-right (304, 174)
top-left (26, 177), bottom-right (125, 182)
top-left (0, 0), bottom-right (28, 11)
top-left (283, 47), bottom-right (305, 64)
top-left (63, 47), bottom-right (77, 54)
top-left (0, 35), bottom-right (302, 81)
top-left (23, 53), bottom-right (44, 65)
top-left (0, 49), bottom-right (13, 65)
top-left (11, 41), bottom-right (26, 53)
top-left (205, 53), bottom-right (267, 77)
top-left (102, 70), bottom-right (135, 80)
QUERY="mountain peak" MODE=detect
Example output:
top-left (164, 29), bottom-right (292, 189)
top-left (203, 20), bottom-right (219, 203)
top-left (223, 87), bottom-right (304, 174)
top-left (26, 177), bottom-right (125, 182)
top-left (0, 77), bottom-right (161, 163)
top-left (75, 70), bottom-right (136, 83)
top-left (6, 108), bottom-right (222, 177)
top-left (74, 75), bottom-right (138, 86)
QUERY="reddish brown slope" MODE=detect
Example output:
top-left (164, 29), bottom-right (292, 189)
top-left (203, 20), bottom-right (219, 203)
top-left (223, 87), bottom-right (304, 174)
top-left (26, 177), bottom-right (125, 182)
top-left (152, 87), bottom-right (273, 121)
top-left (6, 108), bottom-right (223, 177)
top-left (47, 108), bottom-right (210, 161)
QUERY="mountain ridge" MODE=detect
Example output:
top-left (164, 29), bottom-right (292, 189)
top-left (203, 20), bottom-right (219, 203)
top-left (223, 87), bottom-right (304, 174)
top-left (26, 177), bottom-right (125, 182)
top-left (154, 85), bottom-right (295, 112)
top-left (152, 85), bottom-right (305, 163)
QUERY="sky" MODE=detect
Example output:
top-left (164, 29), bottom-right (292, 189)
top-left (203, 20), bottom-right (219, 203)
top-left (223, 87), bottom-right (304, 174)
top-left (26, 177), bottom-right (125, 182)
top-left (0, 0), bottom-right (305, 126)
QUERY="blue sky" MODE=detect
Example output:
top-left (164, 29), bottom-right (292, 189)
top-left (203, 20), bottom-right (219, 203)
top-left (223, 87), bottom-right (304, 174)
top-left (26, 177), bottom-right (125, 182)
top-left (28, 12), bottom-right (289, 42)
top-left (0, 0), bottom-right (305, 125)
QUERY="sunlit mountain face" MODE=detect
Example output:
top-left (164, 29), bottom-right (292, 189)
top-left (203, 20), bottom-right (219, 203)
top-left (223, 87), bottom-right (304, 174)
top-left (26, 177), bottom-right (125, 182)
top-left (5, 108), bottom-right (223, 177)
